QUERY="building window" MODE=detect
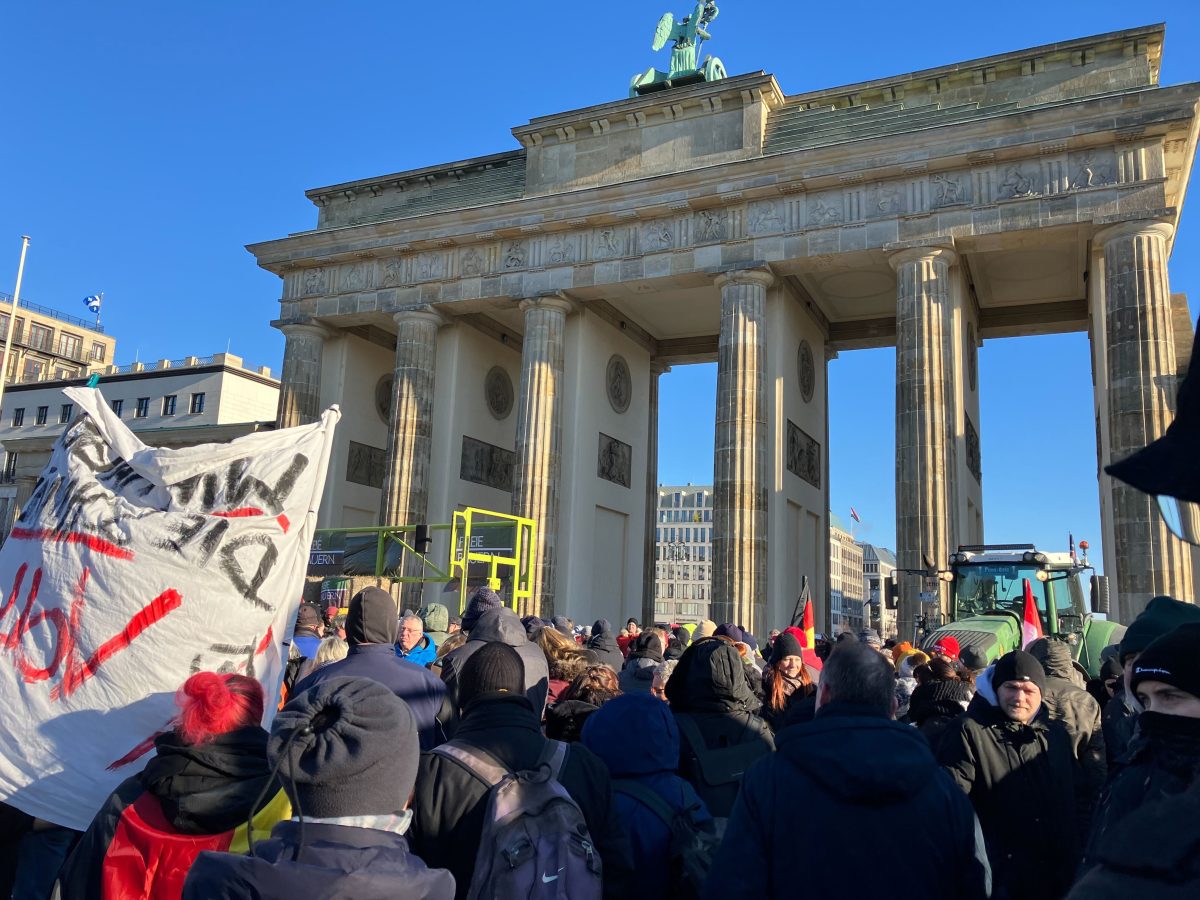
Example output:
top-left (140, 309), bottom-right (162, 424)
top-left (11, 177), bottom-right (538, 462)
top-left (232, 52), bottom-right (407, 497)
top-left (23, 358), bottom-right (45, 381)
top-left (59, 403), bottom-right (73, 424)
top-left (57, 332), bottom-right (82, 359)
top-left (35, 406), bottom-right (47, 425)
top-left (189, 392), bottom-right (205, 414)
top-left (110, 398), bottom-right (123, 416)
top-left (136, 398), bottom-right (149, 418)
top-left (162, 395), bottom-right (177, 416)
top-left (11, 408), bottom-right (22, 427)
top-left (27, 323), bottom-right (52, 352)
top-left (3, 453), bottom-right (15, 480)
top-left (90, 342), bottom-right (106, 362)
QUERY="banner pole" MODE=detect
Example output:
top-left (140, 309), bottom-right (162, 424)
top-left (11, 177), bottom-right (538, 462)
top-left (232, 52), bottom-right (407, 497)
top-left (0, 236), bottom-right (31, 415)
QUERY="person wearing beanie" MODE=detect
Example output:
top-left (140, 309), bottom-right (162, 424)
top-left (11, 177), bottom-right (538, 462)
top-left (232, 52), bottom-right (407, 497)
top-left (1082, 622), bottom-right (1200, 876)
top-left (182, 677), bottom-right (455, 900)
top-left (761, 630), bottom-right (816, 732)
top-left (891, 640), bottom-right (915, 665)
top-left (619, 628), bottom-right (666, 695)
top-left (295, 587), bottom-right (448, 750)
top-left (938, 649), bottom-right (1084, 900)
top-left (410, 647), bottom-right (635, 900)
top-left (714, 622), bottom-right (744, 644)
top-left (929, 634), bottom-right (961, 662)
top-left (586, 618), bottom-right (624, 671)
top-left (459, 587), bottom-right (503, 633)
top-left (707, 641), bottom-right (991, 900)
top-left (694, 619), bottom-right (717, 639)
top-left (550, 614), bottom-right (573, 637)
top-left (436, 605), bottom-right (549, 738)
top-left (1103, 596), bottom-right (1200, 767)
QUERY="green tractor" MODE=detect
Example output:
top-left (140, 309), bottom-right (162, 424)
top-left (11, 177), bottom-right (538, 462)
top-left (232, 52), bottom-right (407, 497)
top-left (918, 542), bottom-right (1125, 679)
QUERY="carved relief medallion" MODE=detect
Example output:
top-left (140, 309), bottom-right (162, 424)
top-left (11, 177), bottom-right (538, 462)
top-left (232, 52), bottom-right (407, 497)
top-left (606, 355), bottom-right (632, 414)
top-left (797, 340), bottom-right (815, 404)
top-left (375, 375), bottom-right (394, 424)
top-left (484, 366), bottom-right (514, 420)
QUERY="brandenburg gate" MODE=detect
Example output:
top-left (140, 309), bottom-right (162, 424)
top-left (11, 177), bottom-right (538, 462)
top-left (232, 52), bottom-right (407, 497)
top-left (250, 24), bottom-right (1199, 634)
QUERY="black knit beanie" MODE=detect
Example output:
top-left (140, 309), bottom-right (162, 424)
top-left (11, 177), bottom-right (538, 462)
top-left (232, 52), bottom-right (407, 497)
top-left (992, 649), bottom-right (1046, 695)
top-left (772, 630), bottom-right (804, 662)
top-left (1130, 623), bottom-right (1200, 700)
top-left (270, 676), bottom-right (418, 818)
top-left (1119, 596), bottom-right (1200, 661)
top-left (459, 641), bottom-right (525, 706)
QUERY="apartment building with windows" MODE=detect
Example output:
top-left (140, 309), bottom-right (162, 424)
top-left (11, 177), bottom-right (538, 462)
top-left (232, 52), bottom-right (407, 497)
top-left (860, 543), bottom-right (899, 639)
top-left (829, 513), bottom-right (866, 635)
top-left (0, 292), bottom-right (116, 384)
top-left (653, 484), bottom-right (713, 624)
top-left (0, 353), bottom-right (278, 538)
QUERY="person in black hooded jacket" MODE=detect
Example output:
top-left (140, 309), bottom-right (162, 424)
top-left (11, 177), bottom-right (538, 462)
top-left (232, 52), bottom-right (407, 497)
top-left (665, 637), bottom-right (774, 818)
top-left (703, 642), bottom-right (990, 900)
top-left (587, 618), bottom-right (625, 671)
top-left (905, 657), bottom-right (972, 748)
top-left (619, 629), bottom-right (665, 694)
top-left (56, 672), bottom-right (288, 900)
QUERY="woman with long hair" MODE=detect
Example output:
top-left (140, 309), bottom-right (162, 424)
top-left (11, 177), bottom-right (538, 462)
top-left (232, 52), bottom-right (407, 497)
top-left (536, 624), bottom-right (589, 707)
top-left (544, 664), bottom-right (621, 742)
top-left (56, 672), bottom-right (288, 900)
top-left (761, 630), bottom-right (816, 732)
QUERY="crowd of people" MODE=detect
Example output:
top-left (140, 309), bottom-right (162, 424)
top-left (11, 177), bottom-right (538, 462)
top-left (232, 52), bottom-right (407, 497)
top-left (2, 585), bottom-right (1200, 899)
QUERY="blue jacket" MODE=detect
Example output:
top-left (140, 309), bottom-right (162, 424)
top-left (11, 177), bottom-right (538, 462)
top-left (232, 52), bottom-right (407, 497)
top-left (703, 704), bottom-right (991, 900)
top-left (291, 633), bottom-right (321, 660)
top-left (183, 820), bottom-right (455, 900)
top-left (294, 644), bottom-right (447, 750)
top-left (396, 634), bottom-right (438, 668)
top-left (582, 694), bottom-right (713, 898)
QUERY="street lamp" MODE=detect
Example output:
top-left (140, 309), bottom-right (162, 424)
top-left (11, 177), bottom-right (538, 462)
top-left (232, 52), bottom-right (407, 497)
top-left (665, 540), bottom-right (690, 622)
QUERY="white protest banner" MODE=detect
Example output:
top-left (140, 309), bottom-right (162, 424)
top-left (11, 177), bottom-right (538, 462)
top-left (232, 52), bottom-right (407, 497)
top-left (0, 387), bottom-right (339, 830)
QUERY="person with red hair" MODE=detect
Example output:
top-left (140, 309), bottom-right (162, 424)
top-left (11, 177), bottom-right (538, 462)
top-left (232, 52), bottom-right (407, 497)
top-left (54, 672), bottom-right (289, 900)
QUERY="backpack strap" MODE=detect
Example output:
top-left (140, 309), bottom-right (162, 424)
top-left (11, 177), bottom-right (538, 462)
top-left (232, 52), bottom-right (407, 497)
top-left (674, 713), bottom-right (707, 758)
top-left (431, 740), bottom-right (511, 788)
top-left (613, 779), bottom-right (678, 826)
top-left (537, 739), bottom-right (570, 780)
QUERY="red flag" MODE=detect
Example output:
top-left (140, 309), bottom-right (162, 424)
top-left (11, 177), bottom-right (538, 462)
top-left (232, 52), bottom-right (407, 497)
top-left (1021, 578), bottom-right (1044, 648)
top-left (801, 597), bottom-right (816, 651)
top-left (850, 507), bottom-right (861, 523)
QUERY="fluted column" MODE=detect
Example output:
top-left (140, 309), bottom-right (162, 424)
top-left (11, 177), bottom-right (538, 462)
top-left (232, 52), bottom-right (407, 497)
top-left (276, 322), bottom-right (329, 428)
top-left (1096, 220), bottom-right (1193, 620)
top-left (889, 245), bottom-right (959, 642)
top-left (380, 308), bottom-right (443, 607)
top-left (642, 362), bottom-right (669, 625)
top-left (512, 296), bottom-right (572, 618)
top-left (712, 268), bottom-right (773, 634)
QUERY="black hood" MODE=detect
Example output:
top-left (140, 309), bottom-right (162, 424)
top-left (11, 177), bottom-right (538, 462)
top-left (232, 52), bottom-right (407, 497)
top-left (665, 638), bottom-right (759, 714)
top-left (346, 587), bottom-right (398, 646)
top-left (777, 704), bottom-right (938, 803)
top-left (139, 725), bottom-right (274, 834)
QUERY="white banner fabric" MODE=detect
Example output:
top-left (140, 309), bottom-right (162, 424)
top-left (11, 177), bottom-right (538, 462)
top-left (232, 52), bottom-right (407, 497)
top-left (0, 387), bottom-right (339, 829)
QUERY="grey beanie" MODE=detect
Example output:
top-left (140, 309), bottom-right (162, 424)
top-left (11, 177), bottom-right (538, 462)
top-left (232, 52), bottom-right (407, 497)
top-left (270, 676), bottom-right (418, 819)
top-left (461, 588), bottom-right (504, 632)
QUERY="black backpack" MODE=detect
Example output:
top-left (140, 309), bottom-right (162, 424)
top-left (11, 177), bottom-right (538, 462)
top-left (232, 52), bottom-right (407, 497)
top-left (674, 712), bottom-right (770, 819)
top-left (612, 779), bottom-right (719, 900)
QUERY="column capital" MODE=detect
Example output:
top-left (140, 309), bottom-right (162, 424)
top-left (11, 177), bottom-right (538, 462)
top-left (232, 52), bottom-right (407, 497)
top-left (519, 294), bottom-right (575, 316)
top-left (1094, 218), bottom-right (1175, 249)
top-left (278, 320), bottom-right (331, 341)
top-left (885, 242), bottom-right (957, 271)
top-left (392, 306), bottom-right (449, 328)
top-left (650, 360), bottom-right (672, 377)
top-left (714, 267), bottom-right (775, 291)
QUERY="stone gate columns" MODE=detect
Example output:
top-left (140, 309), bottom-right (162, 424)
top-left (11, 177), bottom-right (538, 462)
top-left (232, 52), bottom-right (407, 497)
top-left (276, 322), bottom-right (329, 428)
top-left (1096, 220), bottom-right (1194, 620)
top-left (512, 296), bottom-right (572, 618)
top-left (712, 268), bottom-right (773, 633)
top-left (380, 308), bottom-right (443, 607)
top-left (642, 362), bottom-right (668, 625)
top-left (889, 245), bottom-right (959, 641)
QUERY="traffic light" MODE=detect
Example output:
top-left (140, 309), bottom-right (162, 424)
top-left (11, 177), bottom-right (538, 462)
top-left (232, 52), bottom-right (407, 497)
top-left (884, 572), bottom-right (899, 610)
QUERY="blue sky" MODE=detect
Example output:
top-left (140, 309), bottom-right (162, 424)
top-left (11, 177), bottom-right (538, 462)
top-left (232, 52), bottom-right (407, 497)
top-left (4, 1), bottom-right (1199, 572)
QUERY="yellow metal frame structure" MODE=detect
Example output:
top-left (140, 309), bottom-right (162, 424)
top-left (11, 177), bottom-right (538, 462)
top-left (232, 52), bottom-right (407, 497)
top-left (310, 507), bottom-right (535, 613)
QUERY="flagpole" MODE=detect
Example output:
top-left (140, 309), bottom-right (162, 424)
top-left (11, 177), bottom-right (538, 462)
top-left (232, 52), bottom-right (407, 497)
top-left (0, 236), bottom-right (31, 414)
top-left (95, 291), bottom-right (103, 329)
